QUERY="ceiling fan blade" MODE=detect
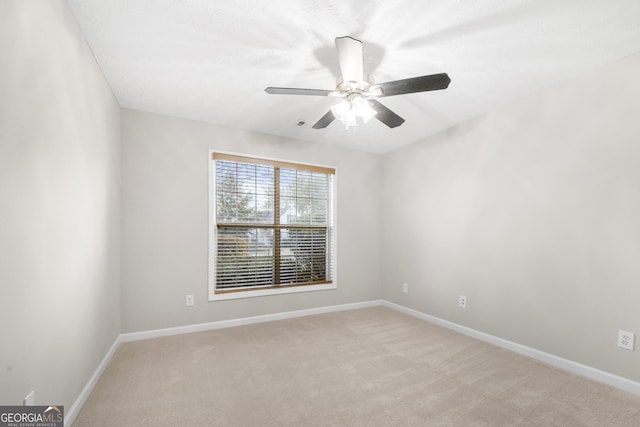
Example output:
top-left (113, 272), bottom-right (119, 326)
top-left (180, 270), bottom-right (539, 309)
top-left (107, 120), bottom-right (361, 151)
top-left (312, 110), bottom-right (336, 129)
top-left (335, 36), bottom-right (363, 85)
top-left (265, 87), bottom-right (334, 96)
top-left (372, 73), bottom-right (451, 97)
top-left (369, 100), bottom-right (405, 128)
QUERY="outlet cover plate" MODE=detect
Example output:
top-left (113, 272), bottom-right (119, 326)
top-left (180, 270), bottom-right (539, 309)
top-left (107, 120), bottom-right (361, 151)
top-left (186, 294), bottom-right (194, 307)
top-left (459, 295), bottom-right (467, 308)
top-left (618, 330), bottom-right (635, 350)
top-left (402, 283), bottom-right (408, 293)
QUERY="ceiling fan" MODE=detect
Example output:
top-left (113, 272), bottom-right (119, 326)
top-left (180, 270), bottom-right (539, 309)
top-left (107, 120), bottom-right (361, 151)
top-left (265, 36), bottom-right (451, 130)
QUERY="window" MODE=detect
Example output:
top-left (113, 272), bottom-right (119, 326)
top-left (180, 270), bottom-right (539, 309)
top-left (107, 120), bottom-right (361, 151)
top-left (209, 153), bottom-right (336, 300)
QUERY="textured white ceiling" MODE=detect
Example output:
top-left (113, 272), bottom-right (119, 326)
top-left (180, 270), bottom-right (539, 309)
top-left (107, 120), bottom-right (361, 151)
top-left (66, 0), bottom-right (640, 153)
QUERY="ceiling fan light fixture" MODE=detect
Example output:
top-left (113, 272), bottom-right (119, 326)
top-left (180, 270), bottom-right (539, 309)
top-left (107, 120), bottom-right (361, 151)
top-left (344, 109), bottom-right (357, 128)
top-left (330, 99), bottom-right (350, 118)
top-left (353, 96), bottom-right (376, 123)
top-left (331, 94), bottom-right (377, 129)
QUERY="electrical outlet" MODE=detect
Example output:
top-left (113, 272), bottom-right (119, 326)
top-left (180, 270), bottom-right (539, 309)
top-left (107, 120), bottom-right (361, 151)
top-left (459, 295), bottom-right (467, 308)
top-left (186, 294), bottom-right (194, 307)
top-left (618, 330), bottom-right (635, 351)
top-left (402, 283), bottom-right (408, 293)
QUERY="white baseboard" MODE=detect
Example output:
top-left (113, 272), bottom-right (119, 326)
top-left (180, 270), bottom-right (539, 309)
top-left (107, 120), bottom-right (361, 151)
top-left (120, 300), bottom-right (383, 343)
top-left (65, 334), bottom-right (122, 426)
top-left (381, 300), bottom-right (640, 396)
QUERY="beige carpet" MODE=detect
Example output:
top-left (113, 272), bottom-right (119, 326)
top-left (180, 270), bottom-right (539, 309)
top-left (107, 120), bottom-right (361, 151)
top-left (72, 307), bottom-right (640, 426)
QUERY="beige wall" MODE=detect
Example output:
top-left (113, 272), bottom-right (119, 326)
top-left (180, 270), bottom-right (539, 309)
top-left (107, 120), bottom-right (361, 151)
top-left (382, 52), bottom-right (640, 381)
top-left (0, 1), bottom-right (121, 408)
top-left (120, 109), bottom-right (382, 332)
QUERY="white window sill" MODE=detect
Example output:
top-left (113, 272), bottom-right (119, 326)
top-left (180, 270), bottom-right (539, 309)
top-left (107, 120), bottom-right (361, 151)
top-left (209, 282), bottom-right (337, 301)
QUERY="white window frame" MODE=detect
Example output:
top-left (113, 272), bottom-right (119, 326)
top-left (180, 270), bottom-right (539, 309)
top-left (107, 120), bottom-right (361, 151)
top-left (208, 150), bottom-right (337, 301)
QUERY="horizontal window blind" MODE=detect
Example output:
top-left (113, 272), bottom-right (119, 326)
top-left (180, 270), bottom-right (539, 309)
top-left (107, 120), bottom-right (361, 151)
top-left (212, 154), bottom-right (335, 293)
